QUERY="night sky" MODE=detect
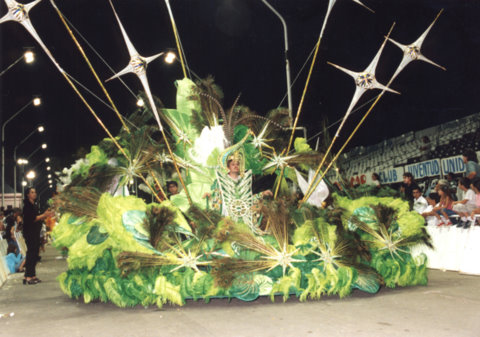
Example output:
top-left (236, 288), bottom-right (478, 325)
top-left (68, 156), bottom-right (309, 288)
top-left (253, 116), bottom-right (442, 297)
top-left (1, 0), bottom-right (479, 197)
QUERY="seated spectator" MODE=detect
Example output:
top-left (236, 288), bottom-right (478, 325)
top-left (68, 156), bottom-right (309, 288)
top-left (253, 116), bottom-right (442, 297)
top-left (4, 243), bottom-right (25, 274)
top-left (446, 172), bottom-right (458, 201)
top-left (421, 192), bottom-right (441, 225)
top-left (465, 179), bottom-right (480, 228)
top-left (371, 173), bottom-right (381, 188)
top-left (434, 185), bottom-right (455, 226)
top-left (462, 149), bottom-right (480, 180)
top-left (413, 187), bottom-right (428, 214)
top-left (452, 178), bottom-right (476, 226)
top-left (0, 212), bottom-right (5, 239)
top-left (400, 172), bottom-right (419, 206)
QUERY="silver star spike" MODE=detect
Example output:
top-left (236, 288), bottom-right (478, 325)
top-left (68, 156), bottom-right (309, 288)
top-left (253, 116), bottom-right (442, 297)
top-left (107, 0), bottom-right (165, 131)
top-left (387, 10), bottom-right (446, 82)
top-left (0, 0), bottom-right (65, 72)
top-left (319, 0), bottom-right (374, 41)
top-left (328, 29), bottom-right (400, 138)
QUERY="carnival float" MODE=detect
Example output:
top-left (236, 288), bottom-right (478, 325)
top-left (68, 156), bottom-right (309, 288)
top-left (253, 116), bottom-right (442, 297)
top-left (1, 0), bottom-right (445, 307)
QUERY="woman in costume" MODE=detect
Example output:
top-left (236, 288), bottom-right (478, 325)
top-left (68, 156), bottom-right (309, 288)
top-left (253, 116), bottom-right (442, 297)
top-left (205, 146), bottom-right (272, 233)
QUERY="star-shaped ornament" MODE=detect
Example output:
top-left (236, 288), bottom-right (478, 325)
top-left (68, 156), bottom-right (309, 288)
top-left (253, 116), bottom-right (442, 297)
top-left (261, 245), bottom-right (303, 275)
top-left (328, 29), bottom-right (400, 138)
top-left (387, 10), bottom-right (446, 82)
top-left (107, 0), bottom-right (165, 131)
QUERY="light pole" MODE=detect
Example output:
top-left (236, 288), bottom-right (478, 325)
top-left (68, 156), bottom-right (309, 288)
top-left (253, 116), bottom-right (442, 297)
top-left (261, 0), bottom-right (293, 122)
top-left (15, 158), bottom-right (28, 207)
top-left (13, 126), bottom-right (45, 207)
top-left (2, 97), bottom-right (42, 207)
top-left (26, 143), bottom-right (47, 161)
top-left (0, 49), bottom-right (35, 77)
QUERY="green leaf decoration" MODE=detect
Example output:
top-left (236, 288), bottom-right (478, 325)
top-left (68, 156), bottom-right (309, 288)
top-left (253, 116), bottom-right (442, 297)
top-left (254, 275), bottom-right (273, 296)
top-left (153, 276), bottom-right (184, 308)
top-left (230, 273), bottom-right (260, 302)
top-left (86, 225), bottom-right (109, 245)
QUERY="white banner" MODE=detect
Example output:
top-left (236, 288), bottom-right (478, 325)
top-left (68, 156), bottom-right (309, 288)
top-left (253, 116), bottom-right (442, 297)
top-left (441, 155), bottom-right (466, 174)
top-left (378, 166), bottom-right (404, 184)
top-left (404, 159), bottom-right (441, 179)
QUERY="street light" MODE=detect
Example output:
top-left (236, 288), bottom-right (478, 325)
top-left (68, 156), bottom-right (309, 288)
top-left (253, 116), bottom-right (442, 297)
top-left (26, 170), bottom-right (36, 180)
top-left (164, 51), bottom-right (176, 64)
top-left (2, 97), bottom-right (42, 207)
top-left (26, 143), bottom-right (48, 161)
top-left (0, 49), bottom-right (36, 77)
top-left (13, 126), bottom-right (45, 207)
top-left (24, 50), bottom-right (35, 64)
top-left (261, 0), bottom-right (293, 122)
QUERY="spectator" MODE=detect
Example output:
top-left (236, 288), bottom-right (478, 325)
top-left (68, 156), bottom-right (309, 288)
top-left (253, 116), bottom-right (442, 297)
top-left (400, 172), bottom-right (419, 205)
top-left (435, 185), bottom-right (455, 226)
top-left (4, 243), bottom-right (25, 274)
top-left (419, 136), bottom-right (431, 161)
top-left (465, 179), bottom-right (480, 228)
top-left (412, 187), bottom-right (428, 214)
top-left (446, 172), bottom-right (458, 201)
top-left (22, 187), bottom-right (54, 285)
top-left (421, 192), bottom-right (441, 225)
top-left (452, 178), bottom-right (476, 227)
top-left (462, 149), bottom-right (480, 180)
top-left (166, 181), bottom-right (179, 198)
top-left (3, 209), bottom-right (17, 245)
top-left (371, 173), bottom-right (381, 188)
top-left (0, 212), bottom-right (5, 238)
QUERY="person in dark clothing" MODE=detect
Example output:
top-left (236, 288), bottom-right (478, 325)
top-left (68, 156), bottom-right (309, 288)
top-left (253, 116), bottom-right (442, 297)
top-left (400, 172), bottom-right (420, 206)
top-left (22, 187), bottom-right (54, 285)
top-left (4, 212), bottom-right (15, 244)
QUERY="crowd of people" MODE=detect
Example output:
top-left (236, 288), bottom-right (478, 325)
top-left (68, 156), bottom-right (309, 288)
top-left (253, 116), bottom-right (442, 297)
top-left (403, 149), bottom-right (480, 228)
top-left (1, 187), bottom-right (54, 285)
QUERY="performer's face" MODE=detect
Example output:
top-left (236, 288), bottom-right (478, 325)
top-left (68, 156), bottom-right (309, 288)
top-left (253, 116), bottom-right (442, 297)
top-left (228, 160), bottom-right (240, 174)
top-left (168, 184), bottom-right (178, 195)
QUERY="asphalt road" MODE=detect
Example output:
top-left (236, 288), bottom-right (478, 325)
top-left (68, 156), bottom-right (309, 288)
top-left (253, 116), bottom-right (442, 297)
top-left (1, 245), bottom-right (479, 337)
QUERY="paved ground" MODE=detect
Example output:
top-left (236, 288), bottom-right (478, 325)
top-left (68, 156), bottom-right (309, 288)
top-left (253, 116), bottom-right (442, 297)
top-left (1, 245), bottom-right (479, 337)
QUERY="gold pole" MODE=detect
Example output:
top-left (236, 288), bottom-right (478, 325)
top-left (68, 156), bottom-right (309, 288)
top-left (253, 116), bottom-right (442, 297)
top-left (273, 7), bottom-right (335, 199)
top-left (164, 0), bottom-right (188, 79)
top-left (300, 90), bottom-right (386, 204)
top-left (302, 23), bottom-right (396, 203)
top-left (51, 1), bottom-right (166, 203)
top-left (50, 0), bottom-right (130, 133)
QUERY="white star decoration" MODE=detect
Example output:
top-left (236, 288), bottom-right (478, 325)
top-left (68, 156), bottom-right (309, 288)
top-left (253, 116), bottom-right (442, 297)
top-left (387, 10), bottom-right (446, 82)
top-left (170, 249), bottom-right (210, 272)
top-left (251, 122), bottom-right (273, 152)
top-left (261, 245), bottom-right (303, 275)
top-left (0, 0), bottom-right (64, 71)
top-left (263, 153), bottom-right (298, 171)
top-left (328, 31), bottom-right (400, 138)
top-left (107, 0), bottom-right (165, 131)
top-left (310, 245), bottom-right (340, 265)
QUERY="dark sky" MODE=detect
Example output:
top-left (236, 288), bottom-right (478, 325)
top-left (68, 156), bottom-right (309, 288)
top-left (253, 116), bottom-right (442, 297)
top-left (1, 0), bottom-right (479, 194)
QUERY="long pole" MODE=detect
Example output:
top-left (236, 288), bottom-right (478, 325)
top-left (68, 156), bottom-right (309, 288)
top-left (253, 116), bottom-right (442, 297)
top-left (261, 0), bottom-right (293, 120)
top-left (0, 54), bottom-right (23, 77)
top-left (2, 99), bottom-right (34, 208)
top-left (13, 126), bottom-right (42, 208)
